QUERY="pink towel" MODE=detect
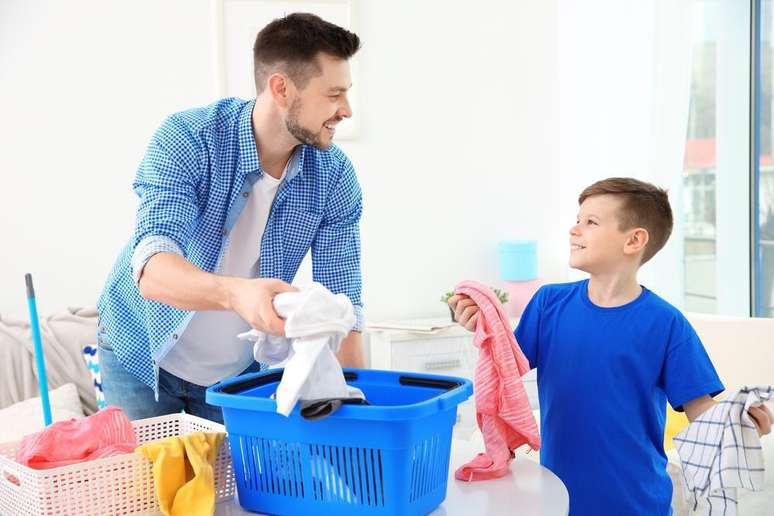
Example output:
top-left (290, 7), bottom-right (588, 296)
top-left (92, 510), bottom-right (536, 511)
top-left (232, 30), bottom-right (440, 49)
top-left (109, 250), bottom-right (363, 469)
top-left (454, 280), bottom-right (540, 482)
top-left (15, 406), bottom-right (137, 469)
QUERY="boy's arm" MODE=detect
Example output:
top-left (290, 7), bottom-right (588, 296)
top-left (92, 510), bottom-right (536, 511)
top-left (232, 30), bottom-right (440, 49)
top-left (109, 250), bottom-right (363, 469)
top-left (682, 395), bottom-right (716, 422)
top-left (682, 394), bottom-right (773, 436)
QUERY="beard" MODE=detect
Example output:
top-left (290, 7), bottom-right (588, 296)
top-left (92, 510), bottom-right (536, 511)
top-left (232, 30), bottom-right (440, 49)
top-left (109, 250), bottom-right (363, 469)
top-left (285, 98), bottom-right (330, 150)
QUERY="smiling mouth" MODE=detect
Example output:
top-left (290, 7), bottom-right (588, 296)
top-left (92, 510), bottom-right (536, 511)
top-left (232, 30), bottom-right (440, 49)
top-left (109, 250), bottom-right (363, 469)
top-left (571, 244), bottom-right (586, 251)
top-left (323, 118), bottom-right (342, 132)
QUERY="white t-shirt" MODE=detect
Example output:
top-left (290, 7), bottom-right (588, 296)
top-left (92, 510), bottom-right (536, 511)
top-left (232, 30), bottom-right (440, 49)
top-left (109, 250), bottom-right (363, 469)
top-left (160, 163), bottom-right (287, 386)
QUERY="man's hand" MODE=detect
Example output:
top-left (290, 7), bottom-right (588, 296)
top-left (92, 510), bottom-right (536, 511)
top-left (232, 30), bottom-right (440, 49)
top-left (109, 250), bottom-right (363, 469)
top-left (140, 253), bottom-right (296, 335)
top-left (448, 294), bottom-right (480, 332)
top-left (225, 277), bottom-right (297, 336)
top-left (139, 252), bottom-right (295, 336)
top-left (748, 403), bottom-right (773, 437)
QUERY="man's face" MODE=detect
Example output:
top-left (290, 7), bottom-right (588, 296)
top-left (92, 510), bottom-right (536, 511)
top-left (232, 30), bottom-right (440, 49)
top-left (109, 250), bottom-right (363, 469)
top-left (285, 52), bottom-right (353, 149)
top-left (569, 194), bottom-right (635, 274)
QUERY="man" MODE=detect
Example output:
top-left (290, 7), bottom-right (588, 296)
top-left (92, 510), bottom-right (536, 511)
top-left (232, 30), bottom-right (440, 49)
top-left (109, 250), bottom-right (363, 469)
top-left (97, 13), bottom-right (364, 422)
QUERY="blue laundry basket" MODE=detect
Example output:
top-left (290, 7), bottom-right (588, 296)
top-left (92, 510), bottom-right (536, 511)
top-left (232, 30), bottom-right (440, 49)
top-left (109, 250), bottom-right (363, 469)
top-left (206, 368), bottom-right (473, 515)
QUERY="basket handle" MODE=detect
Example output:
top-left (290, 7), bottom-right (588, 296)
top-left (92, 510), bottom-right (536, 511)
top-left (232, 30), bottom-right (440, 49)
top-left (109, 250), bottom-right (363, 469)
top-left (216, 370), bottom-right (360, 395)
top-left (398, 374), bottom-right (469, 411)
top-left (398, 375), bottom-right (463, 390)
top-left (216, 370), bottom-right (283, 394)
top-left (0, 463), bottom-right (23, 492)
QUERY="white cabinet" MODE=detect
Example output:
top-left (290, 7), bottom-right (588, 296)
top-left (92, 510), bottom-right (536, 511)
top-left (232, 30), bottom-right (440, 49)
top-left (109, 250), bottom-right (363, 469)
top-left (365, 319), bottom-right (538, 438)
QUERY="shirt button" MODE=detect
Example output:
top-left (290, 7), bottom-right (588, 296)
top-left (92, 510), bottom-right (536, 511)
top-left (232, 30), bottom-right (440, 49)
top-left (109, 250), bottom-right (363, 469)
top-left (172, 333), bottom-right (178, 340)
top-left (221, 229), bottom-right (227, 236)
top-left (242, 191), bottom-right (249, 198)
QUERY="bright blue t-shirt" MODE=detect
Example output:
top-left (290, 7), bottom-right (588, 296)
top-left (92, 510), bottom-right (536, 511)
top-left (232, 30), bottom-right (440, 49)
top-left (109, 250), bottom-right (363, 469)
top-left (515, 279), bottom-right (723, 516)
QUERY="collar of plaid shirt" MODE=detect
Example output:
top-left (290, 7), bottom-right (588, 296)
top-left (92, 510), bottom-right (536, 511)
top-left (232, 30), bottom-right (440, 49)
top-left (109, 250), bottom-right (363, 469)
top-left (97, 98), bottom-right (363, 394)
top-left (233, 99), bottom-right (307, 182)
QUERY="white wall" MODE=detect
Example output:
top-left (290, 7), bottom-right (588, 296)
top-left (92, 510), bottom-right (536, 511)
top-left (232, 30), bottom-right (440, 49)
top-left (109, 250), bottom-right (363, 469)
top-left (554, 0), bottom-right (697, 308)
top-left (0, 0), bottom-right (561, 321)
top-left (343, 0), bottom-right (562, 321)
top-left (0, 0), bottom-right (216, 317)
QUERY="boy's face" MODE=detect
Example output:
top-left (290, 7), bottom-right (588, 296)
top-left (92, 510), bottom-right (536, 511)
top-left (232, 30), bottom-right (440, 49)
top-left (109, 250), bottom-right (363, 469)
top-left (569, 194), bottom-right (638, 274)
top-left (285, 52), bottom-right (353, 149)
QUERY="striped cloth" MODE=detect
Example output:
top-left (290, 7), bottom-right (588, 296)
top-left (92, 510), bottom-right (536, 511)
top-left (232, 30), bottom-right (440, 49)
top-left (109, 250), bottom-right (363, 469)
top-left (454, 280), bottom-right (540, 482)
top-left (674, 386), bottom-right (772, 515)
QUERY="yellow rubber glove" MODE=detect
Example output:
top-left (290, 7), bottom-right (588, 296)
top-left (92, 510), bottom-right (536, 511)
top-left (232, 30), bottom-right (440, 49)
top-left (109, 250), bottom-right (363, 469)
top-left (136, 431), bottom-right (226, 516)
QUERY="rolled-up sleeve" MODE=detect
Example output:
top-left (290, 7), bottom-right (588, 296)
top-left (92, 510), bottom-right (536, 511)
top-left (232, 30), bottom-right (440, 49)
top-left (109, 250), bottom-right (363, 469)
top-left (312, 157), bottom-right (364, 331)
top-left (131, 235), bottom-right (184, 284)
top-left (130, 118), bottom-right (201, 285)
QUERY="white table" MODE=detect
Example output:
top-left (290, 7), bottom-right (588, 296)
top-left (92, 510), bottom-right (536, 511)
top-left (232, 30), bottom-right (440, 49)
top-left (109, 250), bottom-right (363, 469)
top-left (216, 438), bottom-right (569, 516)
top-left (430, 439), bottom-right (568, 516)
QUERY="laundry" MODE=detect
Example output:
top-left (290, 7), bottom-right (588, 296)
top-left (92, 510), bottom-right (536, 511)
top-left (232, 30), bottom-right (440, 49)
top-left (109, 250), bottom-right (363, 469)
top-left (136, 431), bottom-right (225, 516)
top-left (268, 386), bottom-right (367, 419)
top-left (15, 406), bottom-right (137, 469)
top-left (453, 280), bottom-right (540, 482)
top-left (673, 385), bottom-right (772, 516)
top-left (299, 395), bottom-right (369, 420)
top-left (238, 282), bottom-right (364, 418)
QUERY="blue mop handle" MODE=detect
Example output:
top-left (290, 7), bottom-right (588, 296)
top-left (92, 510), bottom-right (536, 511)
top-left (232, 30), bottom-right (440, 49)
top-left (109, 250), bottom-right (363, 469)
top-left (25, 274), bottom-right (52, 426)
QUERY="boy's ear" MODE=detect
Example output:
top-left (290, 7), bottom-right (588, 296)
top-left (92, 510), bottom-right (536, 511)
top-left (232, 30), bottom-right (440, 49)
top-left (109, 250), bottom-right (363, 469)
top-left (624, 227), bottom-right (649, 257)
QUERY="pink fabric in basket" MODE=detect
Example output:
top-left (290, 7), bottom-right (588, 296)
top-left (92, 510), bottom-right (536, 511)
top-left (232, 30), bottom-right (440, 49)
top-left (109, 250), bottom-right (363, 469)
top-left (15, 406), bottom-right (137, 469)
top-left (453, 280), bottom-right (540, 482)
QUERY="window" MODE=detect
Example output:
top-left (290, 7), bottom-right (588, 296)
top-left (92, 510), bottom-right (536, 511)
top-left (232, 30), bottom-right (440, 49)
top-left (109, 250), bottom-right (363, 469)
top-left (756, 0), bottom-right (774, 316)
top-left (682, 1), bottom-right (753, 316)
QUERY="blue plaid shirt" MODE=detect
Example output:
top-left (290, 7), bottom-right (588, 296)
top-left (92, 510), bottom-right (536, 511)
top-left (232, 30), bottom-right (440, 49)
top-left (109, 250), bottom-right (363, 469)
top-left (97, 98), bottom-right (363, 391)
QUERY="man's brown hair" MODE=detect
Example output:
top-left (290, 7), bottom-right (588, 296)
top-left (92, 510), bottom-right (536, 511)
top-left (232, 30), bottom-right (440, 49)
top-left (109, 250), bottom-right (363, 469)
top-left (579, 177), bottom-right (674, 264)
top-left (253, 13), bottom-right (360, 94)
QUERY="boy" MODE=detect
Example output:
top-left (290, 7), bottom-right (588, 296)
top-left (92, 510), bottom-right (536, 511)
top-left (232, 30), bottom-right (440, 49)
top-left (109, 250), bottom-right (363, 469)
top-left (449, 177), bottom-right (773, 515)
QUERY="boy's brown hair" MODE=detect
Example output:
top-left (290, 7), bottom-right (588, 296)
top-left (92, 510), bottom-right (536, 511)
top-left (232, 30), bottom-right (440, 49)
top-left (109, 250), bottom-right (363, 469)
top-left (579, 177), bottom-right (673, 264)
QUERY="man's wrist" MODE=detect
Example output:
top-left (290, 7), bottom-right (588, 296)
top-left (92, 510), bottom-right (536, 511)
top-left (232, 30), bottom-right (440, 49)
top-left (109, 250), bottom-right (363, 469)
top-left (216, 275), bottom-right (240, 311)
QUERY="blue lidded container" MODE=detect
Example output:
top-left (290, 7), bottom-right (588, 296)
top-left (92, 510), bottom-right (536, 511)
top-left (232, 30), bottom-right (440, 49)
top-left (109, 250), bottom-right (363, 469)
top-left (497, 240), bottom-right (538, 281)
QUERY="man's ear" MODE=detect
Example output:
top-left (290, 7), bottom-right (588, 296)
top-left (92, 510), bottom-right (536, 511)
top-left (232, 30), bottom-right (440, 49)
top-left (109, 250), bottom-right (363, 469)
top-left (624, 227), bottom-right (649, 257)
top-left (267, 72), bottom-right (295, 109)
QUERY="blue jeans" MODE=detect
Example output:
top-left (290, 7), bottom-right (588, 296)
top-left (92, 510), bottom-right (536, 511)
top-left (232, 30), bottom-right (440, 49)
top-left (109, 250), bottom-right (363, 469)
top-left (97, 335), bottom-right (261, 423)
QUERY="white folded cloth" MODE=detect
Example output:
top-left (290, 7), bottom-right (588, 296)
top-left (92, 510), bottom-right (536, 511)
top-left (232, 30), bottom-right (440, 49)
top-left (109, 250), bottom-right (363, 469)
top-left (237, 282), bottom-right (361, 416)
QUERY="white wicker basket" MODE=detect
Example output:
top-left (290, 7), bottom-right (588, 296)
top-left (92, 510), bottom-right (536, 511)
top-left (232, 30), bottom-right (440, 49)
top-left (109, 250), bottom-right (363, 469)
top-left (0, 413), bottom-right (235, 515)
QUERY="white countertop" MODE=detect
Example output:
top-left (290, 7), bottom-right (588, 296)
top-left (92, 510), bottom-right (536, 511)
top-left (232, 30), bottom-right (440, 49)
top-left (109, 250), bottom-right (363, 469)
top-left (216, 438), bottom-right (568, 516)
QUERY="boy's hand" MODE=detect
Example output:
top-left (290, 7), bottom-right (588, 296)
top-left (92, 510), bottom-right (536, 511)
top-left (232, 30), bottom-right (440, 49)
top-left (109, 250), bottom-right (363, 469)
top-left (448, 294), bottom-right (480, 332)
top-left (748, 403), bottom-right (773, 437)
top-left (686, 396), bottom-right (773, 437)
